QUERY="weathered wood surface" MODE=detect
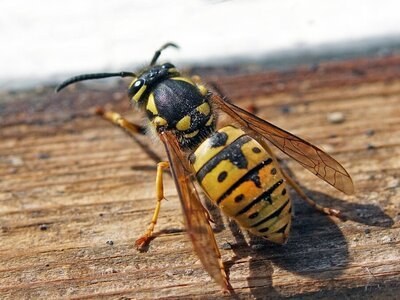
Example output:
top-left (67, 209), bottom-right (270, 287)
top-left (0, 55), bottom-right (399, 299)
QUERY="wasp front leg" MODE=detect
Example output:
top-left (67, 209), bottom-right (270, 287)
top-left (95, 108), bottom-right (169, 246)
top-left (95, 107), bottom-right (146, 136)
top-left (135, 161), bottom-right (170, 249)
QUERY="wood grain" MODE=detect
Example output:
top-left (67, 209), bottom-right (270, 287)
top-left (0, 55), bottom-right (399, 299)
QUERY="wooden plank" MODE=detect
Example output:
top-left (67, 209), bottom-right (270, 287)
top-left (0, 55), bottom-right (399, 299)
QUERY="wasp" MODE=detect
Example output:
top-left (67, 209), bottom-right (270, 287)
top-left (57, 43), bottom-right (354, 291)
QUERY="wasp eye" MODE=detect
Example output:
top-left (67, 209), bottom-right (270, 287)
top-left (129, 79), bottom-right (144, 92)
top-left (133, 79), bottom-right (144, 88)
top-left (128, 79), bottom-right (146, 101)
top-left (162, 63), bottom-right (175, 69)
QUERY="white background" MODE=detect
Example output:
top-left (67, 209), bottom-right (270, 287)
top-left (1, 0), bottom-right (399, 89)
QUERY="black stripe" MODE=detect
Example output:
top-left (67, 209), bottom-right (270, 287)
top-left (251, 199), bottom-right (290, 228)
top-left (216, 158), bottom-right (273, 205)
top-left (196, 135), bottom-right (252, 182)
top-left (235, 179), bottom-right (284, 217)
top-left (276, 223), bottom-right (289, 234)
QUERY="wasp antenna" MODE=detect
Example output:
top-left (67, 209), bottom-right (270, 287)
top-left (56, 71), bottom-right (137, 93)
top-left (150, 42), bottom-right (180, 66)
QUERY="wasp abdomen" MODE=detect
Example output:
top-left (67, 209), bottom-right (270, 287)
top-left (190, 126), bottom-right (292, 244)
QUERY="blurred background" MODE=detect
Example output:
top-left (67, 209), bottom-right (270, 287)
top-left (1, 0), bottom-right (400, 90)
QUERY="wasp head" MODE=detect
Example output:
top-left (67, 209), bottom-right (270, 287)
top-left (127, 63), bottom-right (179, 105)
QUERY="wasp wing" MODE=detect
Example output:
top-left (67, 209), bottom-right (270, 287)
top-left (211, 93), bottom-right (354, 195)
top-left (159, 131), bottom-right (229, 290)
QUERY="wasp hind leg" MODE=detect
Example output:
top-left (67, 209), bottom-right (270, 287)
top-left (281, 173), bottom-right (341, 217)
top-left (135, 161), bottom-right (170, 249)
top-left (259, 139), bottom-right (341, 218)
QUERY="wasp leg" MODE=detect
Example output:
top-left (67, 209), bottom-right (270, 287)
top-left (281, 172), bottom-right (341, 217)
top-left (202, 204), bottom-right (215, 224)
top-left (95, 107), bottom-right (145, 136)
top-left (259, 139), bottom-right (341, 218)
top-left (135, 161), bottom-right (170, 249)
top-left (96, 108), bottom-right (163, 164)
top-left (95, 108), bottom-right (168, 246)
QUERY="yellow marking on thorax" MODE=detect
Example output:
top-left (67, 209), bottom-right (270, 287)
top-left (197, 84), bottom-right (208, 96)
top-left (146, 93), bottom-right (158, 115)
top-left (132, 85), bottom-right (147, 102)
top-left (176, 115), bottom-right (191, 131)
top-left (153, 116), bottom-right (167, 126)
top-left (196, 102), bottom-right (211, 115)
top-left (205, 115), bottom-right (214, 126)
top-left (171, 76), bottom-right (195, 85)
top-left (184, 130), bottom-right (199, 138)
top-left (192, 126), bottom-right (246, 172)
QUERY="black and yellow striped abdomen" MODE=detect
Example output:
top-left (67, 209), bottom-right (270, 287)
top-left (189, 126), bottom-right (292, 244)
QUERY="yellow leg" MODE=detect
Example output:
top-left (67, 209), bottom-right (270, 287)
top-left (258, 138), bottom-right (341, 217)
top-left (135, 161), bottom-right (169, 248)
top-left (95, 107), bottom-right (145, 136)
top-left (95, 108), bottom-right (168, 246)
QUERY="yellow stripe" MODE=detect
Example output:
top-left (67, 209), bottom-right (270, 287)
top-left (171, 76), bottom-right (195, 86)
top-left (176, 115), bottom-right (191, 131)
top-left (205, 115), bottom-right (214, 126)
top-left (246, 193), bottom-right (290, 229)
top-left (262, 215), bottom-right (291, 244)
top-left (192, 126), bottom-right (245, 172)
top-left (196, 102), bottom-right (211, 115)
top-left (146, 93), bottom-right (158, 115)
top-left (132, 85), bottom-right (147, 102)
top-left (219, 163), bottom-right (275, 217)
top-left (200, 141), bottom-right (269, 201)
top-left (153, 116), bottom-right (167, 126)
top-left (197, 84), bottom-right (208, 96)
top-left (184, 130), bottom-right (199, 138)
top-left (267, 211), bottom-right (291, 233)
